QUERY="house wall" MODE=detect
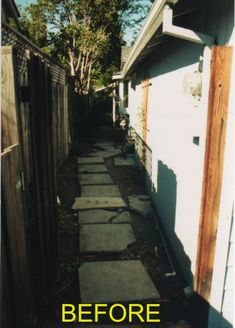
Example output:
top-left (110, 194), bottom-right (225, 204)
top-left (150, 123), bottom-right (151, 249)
top-left (125, 0), bottom-right (234, 299)
top-left (128, 38), bottom-right (208, 284)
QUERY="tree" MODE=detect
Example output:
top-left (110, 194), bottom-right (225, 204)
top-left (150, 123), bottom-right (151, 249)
top-left (20, 0), bottom-right (151, 94)
top-left (19, 3), bottom-right (48, 49)
top-left (121, 0), bottom-right (152, 44)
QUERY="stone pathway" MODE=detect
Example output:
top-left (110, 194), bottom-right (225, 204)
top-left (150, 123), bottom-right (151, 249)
top-left (79, 261), bottom-right (160, 303)
top-left (72, 140), bottom-right (160, 304)
top-left (79, 209), bottom-right (130, 224)
top-left (78, 173), bottom-right (114, 185)
top-left (80, 224), bottom-right (136, 252)
top-left (72, 197), bottom-right (126, 210)
top-left (77, 156), bottom-right (104, 164)
top-left (78, 164), bottom-right (108, 173)
top-left (81, 185), bottom-right (121, 197)
top-left (114, 155), bottom-right (136, 166)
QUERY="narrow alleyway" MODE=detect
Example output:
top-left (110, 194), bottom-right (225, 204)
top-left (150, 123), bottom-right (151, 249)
top-left (2, 1), bottom-right (234, 327)
top-left (41, 126), bottom-right (194, 328)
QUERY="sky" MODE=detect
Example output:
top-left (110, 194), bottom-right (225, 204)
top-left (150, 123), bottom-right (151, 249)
top-left (15, 0), bottom-right (36, 6)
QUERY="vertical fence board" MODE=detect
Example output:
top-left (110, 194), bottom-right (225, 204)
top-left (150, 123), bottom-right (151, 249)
top-left (2, 201), bottom-right (17, 328)
top-left (1, 146), bottom-right (32, 327)
top-left (1, 46), bottom-right (33, 328)
top-left (1, 47), bottom-right (19, 149)
top-left (27, 55), bottom-right (57, 307)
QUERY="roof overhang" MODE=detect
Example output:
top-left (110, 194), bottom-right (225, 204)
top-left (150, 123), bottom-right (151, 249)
top-left (121, 0), bottom-right (179, 79)
top-left (112, 72), bottom-right (122, 81)
top-left (5, 0), bottom-right (20, 19)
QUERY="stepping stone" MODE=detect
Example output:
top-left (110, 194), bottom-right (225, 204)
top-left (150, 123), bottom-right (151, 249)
top-left (81, 185), bottom-right (121, 197)
top-left (79, 260), bottom-right (160, 302)
top-left (78, 164), bottom-right (108, 173)
top-left (78, 173), bottom-right (113, 185)
top-left (80, 224), bottom-right (135, 252)
top-left (94, 137), bottom-right (112, 143)
top-left (114, 157), bottom-right (136, 166)
top-left (94, 141), bottom-right (114, 148)
top-left (79, 209), bottom-right (130, 224)
top-left (110, 211), bottom-right (131, 224)
top-left (128, 194), bottom-right (154, 216)
top-left (90, 149), bottom-right (121, 158)
top-left (104, 146), bottom-right (120, 152)
top-left (78, 157), bottom-right (104, 164)
top-left (76, 326), bottom-right (156, 328)
top-left (72, 197), bottom-right (126, 210)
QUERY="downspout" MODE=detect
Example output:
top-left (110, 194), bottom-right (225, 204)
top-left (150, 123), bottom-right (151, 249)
top-left (163, 4), bottom-right (215, 46)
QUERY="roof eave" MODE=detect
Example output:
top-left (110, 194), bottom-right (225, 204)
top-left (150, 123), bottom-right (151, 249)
top-left (121, 0), bottom-right (179, 79)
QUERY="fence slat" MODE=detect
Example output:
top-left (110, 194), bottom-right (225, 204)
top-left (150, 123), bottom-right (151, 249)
top-left (27, 55), bottom-right (58, 307)
top-left (1, 146), bottom-right (33, 327)
top-left (1, 47), bottom-right (19, 149)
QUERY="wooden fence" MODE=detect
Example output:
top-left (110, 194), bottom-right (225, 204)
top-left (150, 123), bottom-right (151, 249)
top-left (1, 24), bottom-right (79, 328)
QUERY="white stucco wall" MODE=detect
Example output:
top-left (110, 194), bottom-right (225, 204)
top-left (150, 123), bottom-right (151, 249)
top-left (127, 0), bottom-right (234, 297)
top-left (128, 39), bottom-right (209, 284)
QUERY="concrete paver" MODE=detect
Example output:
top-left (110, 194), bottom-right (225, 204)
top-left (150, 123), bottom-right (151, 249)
top-left (79, 209), bottom-right (130, 224)
top-left (114, 157), bottom-right (136, 166)
top-left (74, 326), bottom-right (157, 328)
top-left (78, 164), bottom-right (108, 173)
top-left (72, 197), bottom-right (126, 210)
top-left (128, 194), bottom-right (154, 216)
top-left (79, 260), bottom-right (160, 302)
top-left (110, 211), bottom-right (131, 223)
top-left (79, 224), bottom-right (136, 252)
top-left (78, 157), bottom-right (104, 164)
top-left (78, 173), bottom-right (113, 185)
top-left (81, 185), bottom-right (121, 197)
top-left (94, 141), bottom-right (114, 148)
top-left (90, 149), bottom-right (121, 157)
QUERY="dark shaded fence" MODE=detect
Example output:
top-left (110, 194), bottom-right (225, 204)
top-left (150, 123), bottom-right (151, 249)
top-left (1, 24), bottom-right (79, 328)
top-left (90, 92), bottom-right (113, 127)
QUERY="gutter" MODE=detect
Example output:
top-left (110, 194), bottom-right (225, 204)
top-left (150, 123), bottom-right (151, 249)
top-left (121, 0), bottom-right (179, 79)
top-left (162, 5), bottom-right (215, 46)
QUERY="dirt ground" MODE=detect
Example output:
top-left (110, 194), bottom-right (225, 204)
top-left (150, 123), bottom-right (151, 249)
top-left (36, 127), bottom-right (192, 328)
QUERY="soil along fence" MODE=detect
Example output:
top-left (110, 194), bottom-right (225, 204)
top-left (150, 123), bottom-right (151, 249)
top-left (1, 24), bottom-right (79, 328)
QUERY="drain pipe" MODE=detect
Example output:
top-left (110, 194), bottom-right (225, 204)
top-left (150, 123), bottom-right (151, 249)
top-left (163, 4), bottom-right (215, 46)
top-left (155, 223), bottom-right (176, 277)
